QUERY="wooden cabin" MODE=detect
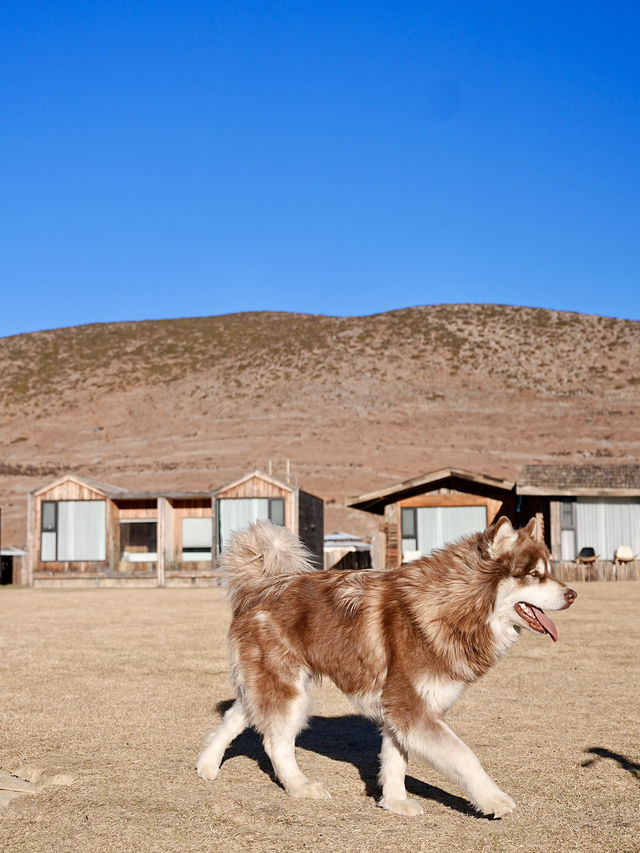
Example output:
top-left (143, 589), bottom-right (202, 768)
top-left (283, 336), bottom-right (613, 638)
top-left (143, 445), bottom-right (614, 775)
top-left (212, 470), bottom-right (324, 567)
top-left (347, 467), bottom-right (515, 569)
top-left (27, 470), bottom-right (324, 586)
top-left (516, 464), bottom-right (640, 569)
top-left (27, 473), bottom-right (216, 587)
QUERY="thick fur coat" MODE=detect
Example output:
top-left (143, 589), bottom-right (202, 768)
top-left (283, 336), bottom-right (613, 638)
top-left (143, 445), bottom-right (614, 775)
top-left (197, 517), bottom-right (577, 817)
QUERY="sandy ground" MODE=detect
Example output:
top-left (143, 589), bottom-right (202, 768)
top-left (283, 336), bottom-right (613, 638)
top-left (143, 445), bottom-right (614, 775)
top-left (1, 582), bottom-right (638, 853)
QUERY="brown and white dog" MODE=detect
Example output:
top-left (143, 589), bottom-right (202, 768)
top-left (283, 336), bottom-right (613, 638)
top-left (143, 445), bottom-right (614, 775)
top-left (197, 517), bottom-right (577, 817)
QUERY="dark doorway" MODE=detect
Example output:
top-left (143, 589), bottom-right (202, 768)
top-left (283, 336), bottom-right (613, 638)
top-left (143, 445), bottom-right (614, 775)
top-left (0, 555), bottom-right (13, 585)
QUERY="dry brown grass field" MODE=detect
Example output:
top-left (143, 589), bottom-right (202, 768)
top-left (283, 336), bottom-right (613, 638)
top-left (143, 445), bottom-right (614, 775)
top-left (1, 582), bottom-right (638, 853)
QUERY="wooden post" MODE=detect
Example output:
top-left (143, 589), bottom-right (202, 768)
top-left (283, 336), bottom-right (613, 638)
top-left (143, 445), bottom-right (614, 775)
top-left (157, 498), bottom-right (168, 588)
top-left (549, 501), bottom-right (562, 561)
top-left (108, 501), bottom-right (119, 574)
top-left (291, 488), bottom-right (299, 536)
top-left (384, 504), bottom-right (399, 568)
top-left (26, 492), bottom-right (35, 587)
top-left (371, 528), bottom-right (386, 570)
top-left (211, 495), bottom-right (218, 564)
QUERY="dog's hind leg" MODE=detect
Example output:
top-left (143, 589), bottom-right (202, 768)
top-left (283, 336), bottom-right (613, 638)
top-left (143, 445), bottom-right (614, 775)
top-left (398, 718), bottom-right (516, 818)
top-left (378, 726), bottom-right (424, 816)
top-left (260, 672), bottom-right (331, 801)
top-left (197, 699), bottom-right (248, 781)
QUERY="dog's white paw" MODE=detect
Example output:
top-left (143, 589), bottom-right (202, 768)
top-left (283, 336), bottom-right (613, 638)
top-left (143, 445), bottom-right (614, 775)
top-left (288, 781), bottom-right (331, 800)
top-left (474, 789), bottom-right (516, 818)
top-left (378, 796), bottom-right (424, 816)
top-left (196, 754), bottom-right (220, 782)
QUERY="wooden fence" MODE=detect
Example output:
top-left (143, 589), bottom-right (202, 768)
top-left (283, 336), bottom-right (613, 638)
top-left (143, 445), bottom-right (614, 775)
top-left (553, 560), bottom-right (640, 582)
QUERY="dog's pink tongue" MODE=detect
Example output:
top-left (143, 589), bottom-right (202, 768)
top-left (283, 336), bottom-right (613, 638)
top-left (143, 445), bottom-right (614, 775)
top-left (531, 606), bottom-right (558, 642)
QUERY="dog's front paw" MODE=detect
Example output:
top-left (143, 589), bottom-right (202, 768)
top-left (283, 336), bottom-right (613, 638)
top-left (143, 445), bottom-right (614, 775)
top-left (474, 789), bottom-right (516, 819)
top-left (288, 781), bottom-right (331, 800)
top-left (196, 753), bottom-right (220, 782)
top-left (378, 796), bottom-right (424, 816)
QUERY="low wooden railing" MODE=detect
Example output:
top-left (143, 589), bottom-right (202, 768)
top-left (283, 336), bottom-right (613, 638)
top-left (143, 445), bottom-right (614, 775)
top-left (553, 560), bottom-right (640, 582)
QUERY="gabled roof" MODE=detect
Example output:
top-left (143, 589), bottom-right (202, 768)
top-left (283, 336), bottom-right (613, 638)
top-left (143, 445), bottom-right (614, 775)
top-left (347, 467), bottom-right (515, 515)
top-left (31, 473), bottom-right (211, 501)
top-left (31, 472), bottom-right (128, 498)
top-left (517, 464), bottom-right (640, 496)
top-left (213, 469), bottom-right (295, 497)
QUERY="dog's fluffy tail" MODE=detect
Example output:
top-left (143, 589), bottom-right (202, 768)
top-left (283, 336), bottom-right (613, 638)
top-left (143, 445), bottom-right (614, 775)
top-left (219, 520), bottom-right (316, 613)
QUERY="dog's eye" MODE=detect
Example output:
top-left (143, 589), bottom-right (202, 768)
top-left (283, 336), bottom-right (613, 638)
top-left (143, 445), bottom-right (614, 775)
top-left (529, 569), bottom-right (539, 577)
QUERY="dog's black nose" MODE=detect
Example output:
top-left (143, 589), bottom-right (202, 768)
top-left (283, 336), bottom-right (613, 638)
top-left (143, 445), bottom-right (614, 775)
top-left (564, 588), bottom-right (577, 604)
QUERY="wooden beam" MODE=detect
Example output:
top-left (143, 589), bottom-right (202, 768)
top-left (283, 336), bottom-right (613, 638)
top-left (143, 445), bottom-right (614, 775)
top-left (26, 492), bottom-right (35, 588)
top-left (517, 486), bottom-right (640, 497)
top-left (157, 498), bottom-right (171, 587)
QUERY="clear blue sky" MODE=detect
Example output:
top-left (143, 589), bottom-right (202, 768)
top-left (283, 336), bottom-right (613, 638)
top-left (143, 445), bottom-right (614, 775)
top-left (2, 1), bottom-right (639, 337)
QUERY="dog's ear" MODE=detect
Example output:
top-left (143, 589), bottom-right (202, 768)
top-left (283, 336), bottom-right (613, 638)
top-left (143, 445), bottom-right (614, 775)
top-left (487, 516), bottom-right (518, 557)
top-left (524, 515), bottom-right (544, 542)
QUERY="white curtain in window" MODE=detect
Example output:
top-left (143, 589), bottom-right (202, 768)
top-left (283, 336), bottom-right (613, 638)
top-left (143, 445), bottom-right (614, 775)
top-left (416, 508), bottom-right (439, 555)
top-left (41, 531), bottom-right (57, 561)
top-left (57, 501), bottom-right (106, 561)
top-left (183, 518), bottom-right (212, 548)
top-left (218, 499), bottom-right (269, 549)
top-left (575, 498), bottom-right (640, 560)
top-left (561, 529), bottom-right (576, 561)
top-left (416, 506), bottom-right (487, 556)
top-left (182, 517), bottom-right (213, 561)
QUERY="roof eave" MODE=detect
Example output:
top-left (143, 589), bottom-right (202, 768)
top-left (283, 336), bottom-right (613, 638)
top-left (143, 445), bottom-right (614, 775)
top-left (517, 486), bottom-right (640, 497)
top-left (347, 467), bottom-right (515, 514)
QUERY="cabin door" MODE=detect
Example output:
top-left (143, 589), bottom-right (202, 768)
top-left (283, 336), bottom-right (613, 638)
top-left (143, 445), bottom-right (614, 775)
top-left (0, 555), bottom-right (12, 585)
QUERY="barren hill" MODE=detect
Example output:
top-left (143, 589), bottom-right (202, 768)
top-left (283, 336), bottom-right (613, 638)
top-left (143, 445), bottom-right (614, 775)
top-left (2, 305), bottom-right (639, 545)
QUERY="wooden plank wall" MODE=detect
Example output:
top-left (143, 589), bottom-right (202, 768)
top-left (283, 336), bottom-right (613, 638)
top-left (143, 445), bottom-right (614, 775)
top-left (216, 478), bottom-right (289, 499)
top-left (398, 493), bottom-right (505, 523)
top-left (549, 500), bottom-right (562, 560)
top-left (384, 504), bottom-right (399, 568)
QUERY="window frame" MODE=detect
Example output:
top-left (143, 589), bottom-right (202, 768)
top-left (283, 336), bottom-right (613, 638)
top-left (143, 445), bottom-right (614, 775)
top-left (40, 500), bottom-right (59, 562)
top-left (181, 516), bottom-right (213, 560)
top-left (401, 503), bottom-right (488, 560)
top-left (40, 499), bottom-right (107, 562)
top-left (401, 507), bottom-right (418, 554)
top-left (119, 518), bottom-right (158, 563)
top-left (216, 496), bottom-right (286, 549)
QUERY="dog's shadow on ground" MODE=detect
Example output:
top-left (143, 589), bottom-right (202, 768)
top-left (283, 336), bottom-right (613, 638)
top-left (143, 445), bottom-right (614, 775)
top-left (581, 747), bottom-right (640, 779)
top-left (214, 700), bottom-right (480, 817)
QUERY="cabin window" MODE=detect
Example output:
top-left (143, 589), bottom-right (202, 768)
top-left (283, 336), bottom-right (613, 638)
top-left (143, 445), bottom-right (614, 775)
top-left (217, 498), bottom-right (285, 549)
top-left (401, 505), bottom-right (487, 561)
top-left (40, 500), bottom-right (107, 562)
top-left (574, 498), bottom-right (640, 561)
top-left (401, 507), bottom-right (417, 555)
top-left (182, 517), bottom-right (213, 561)
top-left (120, 520), bottom-right (157, 562)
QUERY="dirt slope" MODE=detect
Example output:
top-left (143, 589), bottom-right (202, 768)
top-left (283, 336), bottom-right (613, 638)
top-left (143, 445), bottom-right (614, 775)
top-left (1, 305), bottom-right (639, 544)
